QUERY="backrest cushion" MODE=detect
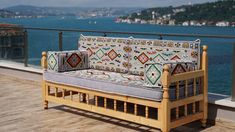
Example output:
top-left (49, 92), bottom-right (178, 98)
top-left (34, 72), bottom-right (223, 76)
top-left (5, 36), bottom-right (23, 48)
top-left (78, 35), bottom-right (201, 76)
top-left (47, 50), bottom-right (89, 72)
top-left (129, 38), bottom-right (200, 75)
top-left (78, 35), bottom-right (130, 73)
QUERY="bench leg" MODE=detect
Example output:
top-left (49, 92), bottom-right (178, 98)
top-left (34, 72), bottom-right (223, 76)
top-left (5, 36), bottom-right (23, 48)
top-left (44, 100), bottom-right (48, 109)
top-left (200, 119), bottom-right (207, 128)
top-left (42, 80), bottom-right (48, 109)
top-left (161, 128), bottom-right (169, 132)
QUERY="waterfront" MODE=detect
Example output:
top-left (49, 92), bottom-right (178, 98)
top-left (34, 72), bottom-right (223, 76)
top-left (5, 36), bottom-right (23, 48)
top-left (0, 16), bottom-right (235, 95)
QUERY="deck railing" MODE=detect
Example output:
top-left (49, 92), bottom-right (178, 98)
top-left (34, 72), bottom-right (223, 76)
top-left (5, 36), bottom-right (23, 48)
top-left (0, 26), bottom-right (235, 101)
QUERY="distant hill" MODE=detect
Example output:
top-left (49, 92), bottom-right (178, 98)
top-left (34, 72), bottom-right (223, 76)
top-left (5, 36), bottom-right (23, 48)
top-left (4, 5), bottom-right (141, 17)
top-left (0, 10), bottom-right (15, 18)
top-left (5, 5), bottom-right (73, 16)
top-left (6, 5), bottom-right (38, 12)
top-left (120, 0), bottom-right (235, 24)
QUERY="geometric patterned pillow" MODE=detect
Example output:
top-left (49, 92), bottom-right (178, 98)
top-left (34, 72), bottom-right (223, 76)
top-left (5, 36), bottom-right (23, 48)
top-left (47, 50), bottom-right (89, 72)
top-left (144, 63), bottom-right (163, 88)
top-left (144, 62), bottom-right (195, 88)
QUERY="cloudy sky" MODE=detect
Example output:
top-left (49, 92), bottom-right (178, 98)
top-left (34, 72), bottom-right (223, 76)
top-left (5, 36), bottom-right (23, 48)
top-left (0, 0), bottom-right (218, 8)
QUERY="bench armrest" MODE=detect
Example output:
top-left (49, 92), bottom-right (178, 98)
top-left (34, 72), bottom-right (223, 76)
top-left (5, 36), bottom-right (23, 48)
top-left (43, 50), bottom-right (89, 72)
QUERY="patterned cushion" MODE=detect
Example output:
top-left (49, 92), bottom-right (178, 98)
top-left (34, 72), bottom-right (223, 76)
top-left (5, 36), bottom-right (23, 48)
top-left (129, 38), bottom-right (200, 75)
top-left (78, 35), bottom-right (200, 76)
top-left (144, 62), bottom-right (195, 87)
top-left (78, 34), bottom-right (131, 73)
top-left (47, 50), bottom-right (89, 72)
top-left (144, 63), bottom-right (163, 87)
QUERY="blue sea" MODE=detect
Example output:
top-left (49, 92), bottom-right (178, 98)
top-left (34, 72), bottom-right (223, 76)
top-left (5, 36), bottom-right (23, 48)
top-left (0, 16), bottom-right (235, 95)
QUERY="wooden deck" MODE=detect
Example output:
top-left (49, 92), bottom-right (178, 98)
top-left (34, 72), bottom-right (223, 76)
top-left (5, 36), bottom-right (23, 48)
top-left (1, 74), bottom-right (235, 132)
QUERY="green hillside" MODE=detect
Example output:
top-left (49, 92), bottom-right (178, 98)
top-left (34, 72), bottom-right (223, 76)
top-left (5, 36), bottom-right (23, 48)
top-left (173, 0), bottom-right (235, 23)
top-left (120, 0), bottom-right (235, 23)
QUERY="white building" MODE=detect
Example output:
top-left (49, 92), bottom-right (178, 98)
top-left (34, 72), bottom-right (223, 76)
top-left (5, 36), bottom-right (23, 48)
top-left (190, 21), bottom-right (197, 26)
top-left (149, 20), bottom-right (156, 24)
top-left (169, 20), bottom-right (175, 25)
top-left (134, 18), bottom-right (141, 23)
top-left (140, 20), bottom-right (147, 24)
top-left (201, 21), bottom-right (207, 26)
top-left (195, 23), bottom-right (202, 26)
top-left (216, 21), bottom-right (229, 27)
top-left (162, 15), bottom-right (167, 19)
top-left (127, 19), bottom-right (132, 24)
top-left (156, 19), bottom-right (163, 25)
top-left (182, 21), bottom-right (189, 26)
top-left (173, 8), bottom-right (186, 13)
top-left (152, 11), bottom-right (155, 20)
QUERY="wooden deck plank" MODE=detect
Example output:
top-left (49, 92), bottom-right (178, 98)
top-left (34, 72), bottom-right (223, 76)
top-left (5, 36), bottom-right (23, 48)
top-left (0, 74), bottom-right (235, 132)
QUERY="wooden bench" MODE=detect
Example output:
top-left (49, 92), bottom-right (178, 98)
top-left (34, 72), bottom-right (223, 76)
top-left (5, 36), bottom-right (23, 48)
top-left (41, 35), bottom-right (208, 132)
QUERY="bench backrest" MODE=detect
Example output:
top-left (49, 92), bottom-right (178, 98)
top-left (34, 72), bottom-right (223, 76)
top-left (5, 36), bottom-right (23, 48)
top-left (78, 35), bottom-right (201, 75)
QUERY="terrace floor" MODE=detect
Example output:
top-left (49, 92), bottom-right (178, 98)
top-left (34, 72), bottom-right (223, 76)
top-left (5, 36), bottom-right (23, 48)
top-left (1, 74), bottom-right (235, 132)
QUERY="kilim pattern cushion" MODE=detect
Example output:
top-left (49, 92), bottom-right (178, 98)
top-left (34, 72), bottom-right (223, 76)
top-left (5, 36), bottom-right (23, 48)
top-left (144, 63), bottom-right (163, 87)
top-left (144, 62), bottom-right (196, 88)
top-left (47, 51), bottom-right (59, 71)
top-left (47, 50), bottom-right (89, 72)
top-left (129, 38), bottom-right (200, 75)
top-left (78, 34), bottom-right (131, 73)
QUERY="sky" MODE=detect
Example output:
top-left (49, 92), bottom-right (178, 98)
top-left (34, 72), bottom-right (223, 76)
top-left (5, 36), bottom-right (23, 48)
top-left (0, 0), bottom-right (218, 8)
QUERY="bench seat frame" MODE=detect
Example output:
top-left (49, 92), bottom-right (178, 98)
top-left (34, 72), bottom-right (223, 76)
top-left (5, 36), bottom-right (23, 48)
top-left (41, 46), bottom-right (208, 132)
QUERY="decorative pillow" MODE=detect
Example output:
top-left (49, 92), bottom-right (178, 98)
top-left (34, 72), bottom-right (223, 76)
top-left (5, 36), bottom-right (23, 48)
top-left (144, 63), bottom-right (163, 87)
top-left (144, 62), bottom-right (195, 88)
top-left (47, 50), bottom-right (89, 72)
top-left (129, 38), bottom-right (200, 76)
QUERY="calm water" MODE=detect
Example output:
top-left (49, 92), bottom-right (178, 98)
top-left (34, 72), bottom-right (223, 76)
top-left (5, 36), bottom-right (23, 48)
top-left (0, 16), bottom-right (235, 95)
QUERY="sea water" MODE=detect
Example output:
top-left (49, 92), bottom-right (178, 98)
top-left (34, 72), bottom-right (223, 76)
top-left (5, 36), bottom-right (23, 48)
top-left (0, 16), bottom-right (234, 95)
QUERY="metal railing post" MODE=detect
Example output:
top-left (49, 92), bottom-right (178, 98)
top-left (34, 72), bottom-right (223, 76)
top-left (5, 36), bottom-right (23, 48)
top-left (24, 30), bottom-right (28, 67)
top-left (59, 32), bottom-right (63, 51)
top-left (232, 42), bottom-right (235, 101)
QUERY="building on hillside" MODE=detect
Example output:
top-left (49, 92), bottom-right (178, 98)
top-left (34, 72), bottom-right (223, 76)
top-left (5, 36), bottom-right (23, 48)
top-left (140, 20), bottom-right (147, 24)
top-left (152, 11), bottom-right (155, 20)
top-left (182, 21), bottom-right (189, 26)
top-left (134, 18), bottom-right (141, 23)
top-left (0, 23), bottom-right (25, 61)
top-left (156, 19), bottom-right (163, 25)
top-left (190, 21), bottom-right (197, 26)
top-left (149, 20), bottom-right (156, 24)
top-left (231, 22), bottom-right (235, 27)
top-left (216, 21), bottom-right (229, 27)
top-left (168, 20), bottom-right (175, 25)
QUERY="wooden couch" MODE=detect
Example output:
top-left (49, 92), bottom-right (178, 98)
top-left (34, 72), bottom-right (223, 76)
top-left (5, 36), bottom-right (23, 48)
top-left (41, 35), bottom-right (208, 132)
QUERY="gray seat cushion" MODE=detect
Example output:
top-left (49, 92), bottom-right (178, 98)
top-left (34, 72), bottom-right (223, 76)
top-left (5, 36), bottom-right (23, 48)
top-left (44, 69), bottom-right (164, 101)
top-left (43, 69), bottom-right (200, 101)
